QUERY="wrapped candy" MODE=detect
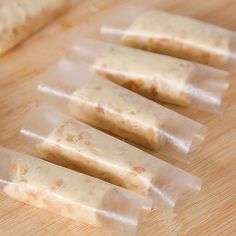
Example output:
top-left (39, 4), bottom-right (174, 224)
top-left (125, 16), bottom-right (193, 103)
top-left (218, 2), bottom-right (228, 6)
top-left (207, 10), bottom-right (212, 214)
top-left (0, 147), bottom-right (152, 236)
top-left (21, 106), bottom-right (202, 213)
top-left (70, 37), bottom-right (229, 112)
top-left (100, 3), bottom-right (236, 71)
top-left (0, 0), bottom-right (78, 55)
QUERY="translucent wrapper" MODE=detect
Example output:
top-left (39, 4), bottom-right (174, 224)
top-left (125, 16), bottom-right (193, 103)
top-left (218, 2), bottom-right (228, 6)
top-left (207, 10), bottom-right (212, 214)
top-left (100, 3), bottom-right (236, 71)
top-left (21, 106), bottom-right (202, 213)
top-left (0, 0), bottom-right (79, 55)
top-left (36, 58), bottom-right (206, 163)
top-left (70, 37), bottom-right (229, 113)
top-left (0, 147), bottom-right (152, 236)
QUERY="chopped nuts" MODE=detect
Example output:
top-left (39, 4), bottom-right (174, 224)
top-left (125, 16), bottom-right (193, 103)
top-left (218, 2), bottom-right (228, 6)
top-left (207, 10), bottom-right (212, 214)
top-left (51, 179), bottom-right (64, 191)
top-left (132, 167), bottom-right (145, 175)
top-left (11, 164), bottom-right (17, 173)
top-left (95, 105), bottom-right (105, 114)
top-left (79, 131), bottom-right (91, 140)
top-left (19, 165), bottom-right (28, 176)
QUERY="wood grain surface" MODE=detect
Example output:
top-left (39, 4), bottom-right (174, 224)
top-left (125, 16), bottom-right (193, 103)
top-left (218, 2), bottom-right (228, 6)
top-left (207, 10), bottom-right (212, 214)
top-left (0, 0), bottom-right (236, 235)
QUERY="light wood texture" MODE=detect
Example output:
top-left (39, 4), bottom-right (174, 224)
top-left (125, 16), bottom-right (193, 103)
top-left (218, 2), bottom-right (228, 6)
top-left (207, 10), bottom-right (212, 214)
top-left (0, 0), bottom-right (236, 235)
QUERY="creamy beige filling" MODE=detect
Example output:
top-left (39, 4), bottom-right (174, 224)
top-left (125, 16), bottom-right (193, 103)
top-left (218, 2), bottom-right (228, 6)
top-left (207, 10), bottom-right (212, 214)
top-left (0, 0), bottom-right (72, 55)
top-left (3, 156), bottom-right (111, 225)
top-left (68, 77), bottom-right (167, 151)
top-left (93, 45), bottom-right (194, 106)
top-left (121, 10), bottom-right (230, 68)
top-left (36, 119), bottom-right (165, 196)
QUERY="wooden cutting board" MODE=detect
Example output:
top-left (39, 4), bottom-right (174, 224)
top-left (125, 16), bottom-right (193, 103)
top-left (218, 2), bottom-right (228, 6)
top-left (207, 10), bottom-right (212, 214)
top-left (0, 0), bottom-right (236, 235)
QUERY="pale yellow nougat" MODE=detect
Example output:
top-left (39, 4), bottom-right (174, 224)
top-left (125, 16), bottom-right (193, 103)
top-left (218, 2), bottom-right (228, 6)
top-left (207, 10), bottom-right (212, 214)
top-left (0, 0), bottom-right (74, 55)
top-left (121, 10), bottom-right (230, 68)
top-left (93, 46), bottom-right (195, 106)
top-left (36, 119), bottom-right (165, 196)
top-left (4, 156), bottom-right (111, 225)
top-left (68, 77), bottom-right (167, 151)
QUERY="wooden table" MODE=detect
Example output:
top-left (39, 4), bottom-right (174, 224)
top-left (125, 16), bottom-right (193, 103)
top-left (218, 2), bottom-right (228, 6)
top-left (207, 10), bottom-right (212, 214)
top-left (0, 0), bottom-right (236, 235)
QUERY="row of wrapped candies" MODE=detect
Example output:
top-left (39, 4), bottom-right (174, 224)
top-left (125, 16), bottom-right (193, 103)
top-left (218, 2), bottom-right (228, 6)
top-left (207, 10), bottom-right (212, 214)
top-left (1, 1), bottom-right (234, 235)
